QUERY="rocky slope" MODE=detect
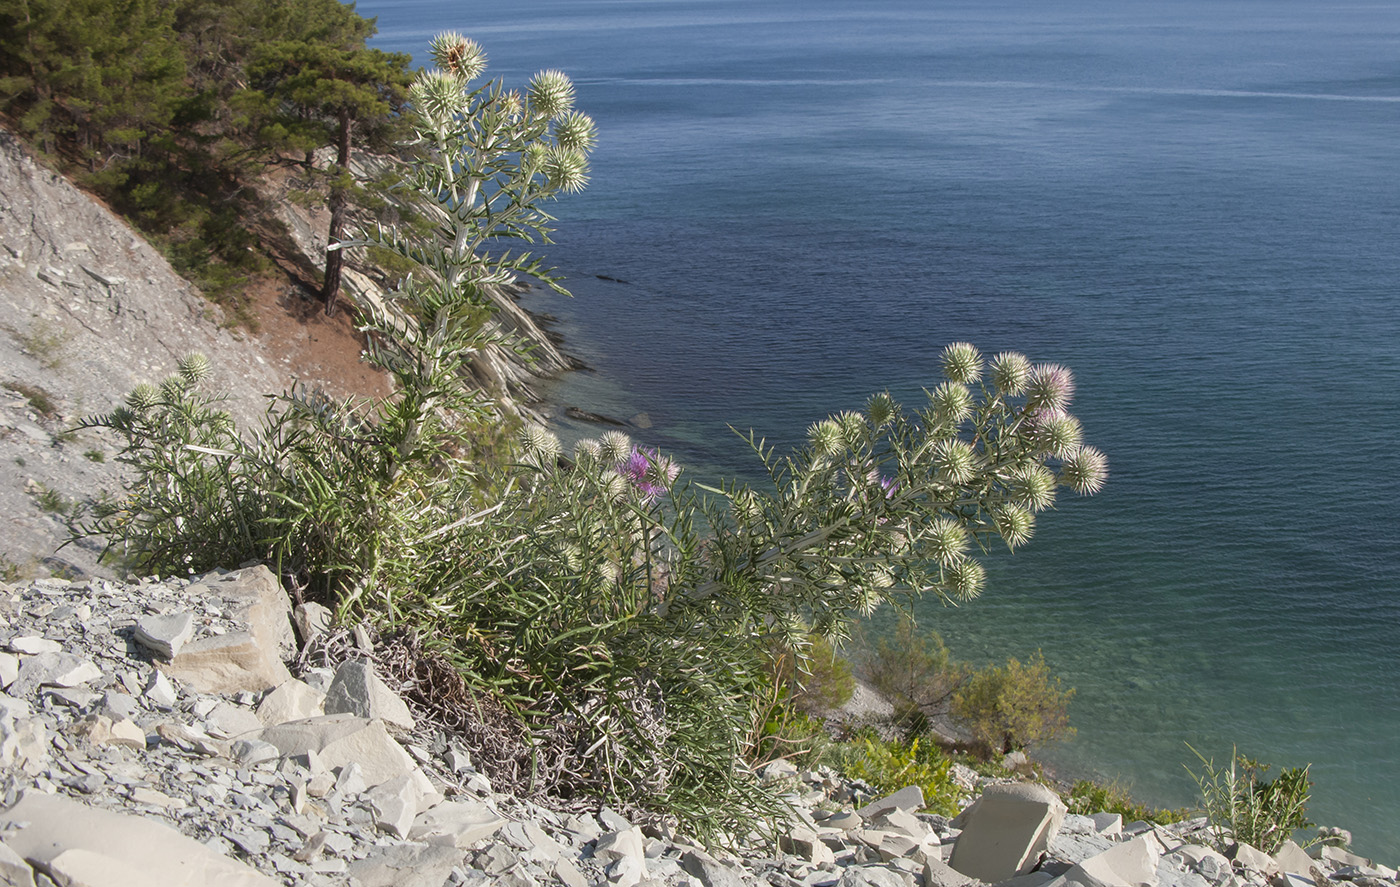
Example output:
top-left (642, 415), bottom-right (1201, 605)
top-left (3, 567), bottom-right (1395, 887)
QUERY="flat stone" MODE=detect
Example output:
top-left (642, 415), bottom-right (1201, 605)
top-left (922, 856), bottom-right (977, 887)
top-left (1272, 842), bottom-right (1315, 878)
top-left (948, 783), bottom-right (1067, 883)
top-left (1, 792), bottom-right (280, 887)
top-left (322, 660), bottom-right (414, 731)
top-left (1049, 831), bottom-right (1116, 865)
top-left (366, 774), bottom-right (418, 838)
top-left (836, 865), bottom-right (915, 887)
top-left (133, 612), bottom-right (194, 660)
top-left (204, 701), bottom-right (263, 739)
top-left (292, 603), bottom-right (332, 648)
top-left (1320, 847), bottom-right (1372, 870)
top-left (44, 846), bottom-right (149, 887)
top-left (0, 838), bottom-right (36, 887)
top-left (1229, 843), bottom-right (1278, 878)
top-left (0, 652), bottom-right (18, 689)
top-left (409, 799), bottom-right (507, 848)
top-left (1048, 836), bottom-right (1161, 887)
top-left (783, 827), bottom-right (837, 866)
top-left (163, 631), bottom-right (291, 695)
top-left (681, 849), bottom-right (748, 887)
top-left (859, 787), bottom-right (926, 821)
top-left (107, 718), bottom-right (147, 751)
top-left (8, 637), bottom-right (62, 655)
top-left (230, 739), bottom-right (281, 766)
top-left (346, 843), bottom-right (462, 887)
top-left (255, 679), bottom-right (324, 726)
top-left (10, 653), bottom-right (102, 696)
top-left (253, 715), bottom-right (432, 795)
top-left (0, 717), bottom-right (49, 773)
top-left (143, 671), bottom-right (178, 708)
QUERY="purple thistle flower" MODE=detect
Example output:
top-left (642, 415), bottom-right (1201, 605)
top-left (616, 447), bottom-right (677, 504)
top-left (879, 476), bottom-right (899, 499)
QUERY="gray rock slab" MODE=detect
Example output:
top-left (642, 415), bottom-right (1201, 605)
top-left (948, 783), bottom-right (1067, 884)
top-left (0, 792), bottom-right (280, 887)
top-left (837, 865), bottom-right (916, 887)
top-left (410, 799), bottom-right (507, 849)
top-left (1048, 835), bottom-right (1161, 887)
top-left (254, 714), bottom-right (431, 795)
top-left (859, 787), bottom-right (926, 822)
top-left (133, 612), bottom-right (194, 660)
top-left (322, 660), bottom-right (414, 730)
top-left (0, 838), bottom-right (36, 887)
top-left (7, 637), bottom-right (61, 656)
top-left (163, 631), bottom-right (291, 695)
top-left (10, 653), bottom-right (102, 696)
top-left (345, 842), bottom-right (464, 887)
top-left (255, 679), bottom-right (324, 726)
top-left (682, 849), bottom-right (750, 887)
top-left (0, 653), bottom-right (19, 690)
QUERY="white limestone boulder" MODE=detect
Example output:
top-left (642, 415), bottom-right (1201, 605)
top-left (948, 783), bottom-right (1067, 883)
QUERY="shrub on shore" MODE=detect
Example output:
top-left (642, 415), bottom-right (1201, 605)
top-left (73, 31), bottom-right (1108, 836)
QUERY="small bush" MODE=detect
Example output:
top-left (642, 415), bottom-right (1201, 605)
top-left (836, 735), bottom-right (963, 817)
top-left (861, 617), bottom-right (967, 733)
top-left (84, 448), bottom-right (105, 463)
top-left (5, 382), bottom-right (57, 417)
top-left (1186, 745), bottom-right (1314, 853)
top-left (774, 634), bottom-right (856, 716)
top-left (1066, 778), bottom-right (1187, 826)
top-left (952, 650), bottom-right (1074, 756)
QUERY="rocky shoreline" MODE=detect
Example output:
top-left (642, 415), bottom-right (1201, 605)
top-left (3, 566), bottom-right (1397, 887)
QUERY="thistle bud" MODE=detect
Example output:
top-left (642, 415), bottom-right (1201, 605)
top-left (940, 342), bottom-right (983, 384)
top-left (158, 374), bottom-right (186, 403)
top-left (865, 391), bottom-right (897, 427)
top-left (529, 69), bottom-right (576, 119)
top-left (927, 517), bottom-right (969, 566)
top-left (599, 430), bottom-right (632, 463)
top-left (520, 425), bottom-right (561, 463)
top-left (126, 383), bottom-right (160, 412)
top-left (1026, 363), bottom-right (1075, 410)
top-left (178, 353), bottom-right (210, 384)
top-left (928, 381), bottom-right (972, 423)
top-left (553, 111), bottom-right (598, 154)
top-left (1011, 465), bottom-right (1057, 511)
top-left (1060, 446), bottom-right (1108, 494)
top-left (807, 419), bottom-right (844, 457)
top-left (542, 146), bottom-right (589, 194)
top-left (430, 32), bottom-right (487, 82)
top-left (934, 440), bottom-right (977, 485)
top-left (991, 351), bottom-right (1031, 395)
top-left (411, 70), bottom-right (466, 125)
top-left (994, 504), bottom-right (1035, 549)
top-left (947, 559), bottom-right (986, 601)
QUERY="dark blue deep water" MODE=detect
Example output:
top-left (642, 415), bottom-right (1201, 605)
top-left (359, 0), bottom-right (1400, 857)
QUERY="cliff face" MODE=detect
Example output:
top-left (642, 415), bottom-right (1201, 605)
top-left (0, 129), bottom-right (567, 579)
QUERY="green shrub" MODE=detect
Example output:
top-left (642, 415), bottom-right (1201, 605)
top-left (861, 617), bottom-right (967, 734)
top-left (837, 736), bottom-right (962, 817)
top-left (952, 651), bottom-right (1074, 756)
top-left (774, 634), bottom-right (856, 716)
top-left (1066, 778), bottom-right (1187, 826)
top-left (1186, 745), bottom-right (1314, 853)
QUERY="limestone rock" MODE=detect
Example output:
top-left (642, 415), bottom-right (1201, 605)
top-left (0, 792), bottom-right (280, 887)
top-left (837, 865), bottom-right (916, 887)
top-left (681, 848), bottom-right (747, 887)
top-left (255, 678), bottom-right (325, 726)
top-left (859, 786), bottom-right (926, 822)
top-left (366, 774), bottom-right (419, 839)
top-left (1049, 836), bottom-right (1161, 887)
top-left (292, 602), bottom-right (332, 648)
top-left (253, 714), bottom-right (432, 795)
top-left (923, 856), bottom-right (978, 887)
top-left (163, 631), bottom-right (291, 695)
top-left (132, 612), bottom-right (194, 660)
top-left (346, 842), bottom-right (463, 887)
top-left (7, 637), bottom-right (61, 655)
top-left (10, 653), bottom-right (102, 697)
top-left (0, 653), bottom-right (19, 689)
top-left (0, 838), bottom-right (36, 887)
top-left (948, 782), bottom-right (1067, 883)
top-left (322, 659), bottom-right (414, 730)
top-left (410, 799), bottom-right (507, 849)
top-left (1273, 842), bottom-right (1316, 878)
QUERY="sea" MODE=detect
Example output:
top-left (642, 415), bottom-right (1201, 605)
top-left (358, 0), bottom-right (1400, 858)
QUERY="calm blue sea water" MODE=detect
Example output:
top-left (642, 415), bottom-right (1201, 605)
top-left (359, 0), bottom-right (1400, 857)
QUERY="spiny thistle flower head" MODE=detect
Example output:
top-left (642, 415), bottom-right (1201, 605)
top-left (1011, 464), bottom-right (1058, 511)
top-left (519, 425), bottom-right (561, 465)
top-left (991, 351), bottom-right (1032, 396)
top-left (602, 471), bottom-right (630, 502)
top-left (573, 438), bottom-right (603, 463)
top-left (808, 418), bottom-right (844, 458)
top-left (178, 353), bottom-right (210, 384)
top-left (731, 487), bottom-right (762, 523)
top-left (126, 383), bottom-right (160, 412)
top-left (994, 503), bottom-right (1035, 549)
top-left (869, 565), bottom-right (895, 589)
top-left (542, 146), bottom-right (589, 194)
top-left (947, 559), bottom-right (986, 601)
top-left (498, 90), bottom-right (524, 121)
top-left (158, 374), bottom-right (187, 403)
top-left (1060, 445), bottom-right (1108, 494)
top-left (430, 32), bottom-right (487, 82)
top-left (617, 447), bottom-right (678, 503)
top-left (1026, 408), bottom-right (1082, 457)
top-left (941, 342), bottom-right (983, 385)
top-left (529, 69), bottom-right (576, 119)
top-left (553, 110), bottom-right (598, 154)
top-left (934, 439), bottom-right (977, 485)
top-left (598, 430), bottom-right (633, 463)
top-left (928, 381), bottom-right (973, 423)
top-left (1026, 363), bottom-right (1075, 410)
top-left (836, 411), bottom-right (867, 449)
top-left (865, 391), bottom-right (897, 427)
top-left (927, 517), bottom-right (969, 566)
top-left (411, 69), bottom-right (467, 125)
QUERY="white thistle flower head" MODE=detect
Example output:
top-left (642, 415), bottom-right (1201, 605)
top-left (597, 560), bottom-right (620, 586)
top-left (529, 69), bottom-right (576, 119)
top-left (498, 90), bottom-right (524, 120)
top-left (928, 381), bottom-right (973, 423)
top-left (158, 374), bottom-right (186, 403)
top-left (126, 383), bottom-right (160, 412)
top-left (869, 566), bottom-right (895, 589)
top-left (519, 425), bottom-right (561, 463)
top-left (543, 146), bottom-right (590, 194)
top-left (855, 584), bottom-right (883, 616)
top-left (1011, 464), bottom-right (1058, 511)
top-left (991, 351), bottom-right (1032, 396)
top-left (927, 517), bottom-right (969, 566)
top-left (994, 504), bottom-right (1035, 549)
top-left (807, 418), bottom-right (844, 457)
top-left (178, 353), bottom-right (211, 384)
top-left (948, 559), bottom-right (986, 601)
top-left (1032, 410), bottom-right (1082, 458)
top-left (573, 438), bottom-right (603, 462)
top-left (599, 430), bottom-right (633, 463)
top-left (1060, 446), bottom-right (1108, 494)
top-left (553, 110), bottom-right (598, 153)
top-left (411, 69), bottom-right (466, 126)
top-left (603, 472), bottom-right (630, 502)
top-left (941, 342), bottom-right (983, 385)
top-left (521, 141), bottom-right (549, 175)
top-left (836, 411), bottom-right (867, 448)
top-left (430, 32), bottom-right (487, 82)
top-left (934, 439), bottom-right (977, 485)
top-left (1026, 363), bottom-right (1075, 410)
top-left (866, 391), bottom-right (897, 427)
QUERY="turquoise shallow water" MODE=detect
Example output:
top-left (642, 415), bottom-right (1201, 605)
top-left (359, 0), bottom-right (1400, 857)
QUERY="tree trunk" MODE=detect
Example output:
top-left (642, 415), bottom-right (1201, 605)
top-left (321, 106), bottom-right (352, 316)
